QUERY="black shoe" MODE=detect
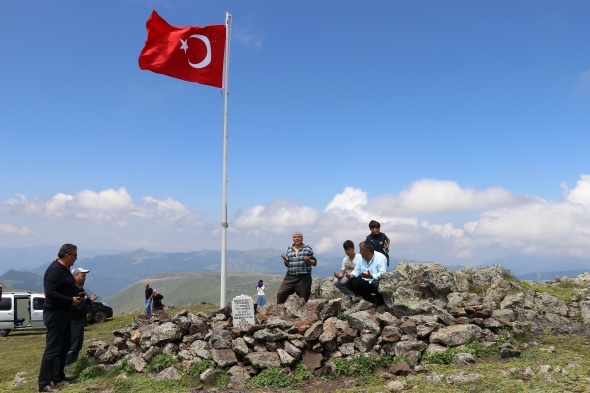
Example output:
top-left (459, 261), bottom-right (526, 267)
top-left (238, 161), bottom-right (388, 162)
top-left (63, 375), bottom-right (78, 382)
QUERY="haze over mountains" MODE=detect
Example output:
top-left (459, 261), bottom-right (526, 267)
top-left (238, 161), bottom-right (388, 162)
top-left (1, 247), bottom-right (589, 299)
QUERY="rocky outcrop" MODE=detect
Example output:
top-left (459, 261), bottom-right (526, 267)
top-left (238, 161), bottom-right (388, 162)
top-left (87, 263), bottom-right (590, 388)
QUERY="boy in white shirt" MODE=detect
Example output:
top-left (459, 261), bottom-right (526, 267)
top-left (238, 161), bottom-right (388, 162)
top-left (333, 240), bottom-right (361, 298)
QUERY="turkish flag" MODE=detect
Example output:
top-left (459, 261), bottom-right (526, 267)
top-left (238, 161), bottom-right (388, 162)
top-left (138, 11), bottom-right (226, 88)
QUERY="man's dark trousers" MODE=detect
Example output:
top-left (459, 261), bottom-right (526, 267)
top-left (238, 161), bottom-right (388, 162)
top-left (66, 317), bottom-right (85, 366)
top-left (346, 276), bottom-right (384, 304)
top-left (38, 309), bottom-right (72, 387)
top-left (277, 274), bottom-right (312, 303)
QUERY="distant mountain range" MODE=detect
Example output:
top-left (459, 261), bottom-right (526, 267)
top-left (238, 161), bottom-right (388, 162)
top-left (1, 248), bottom-right (344, 297)
top-left (1, 248), bottom-right (588, 307)
top-left (0, 245), bottom-right (123, 276)
top-left (0, 269), bottom-right (44, 293)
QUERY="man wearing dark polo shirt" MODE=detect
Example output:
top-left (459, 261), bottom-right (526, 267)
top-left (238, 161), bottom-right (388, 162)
top-left (38, 244), bottom-right (81, 392)
top-left (277, 232), bottom-right (317, 304)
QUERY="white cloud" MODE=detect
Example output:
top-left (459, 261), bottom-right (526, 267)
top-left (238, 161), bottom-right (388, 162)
top-left (76, 188), bottom-right (135, 212)
top-left (0, 188), bottom-right (202, 227)
top-left (563, 174), bottom-right (590, 208)
top-left (45, 193), bottom-right (74, 217)
top-left (3, 175), bottom-right (590, 265)
top-left (232, 175), bottom-right (590, 263)
top-left (132, 196), bottom-right (204, 226)
top-left (324, 187), bottom-right (367, 213)
top-left (369, 179), bottom-right (524, 216)
top-left (234, 199), bottom-right (319, 228)
top-left (0, 223), bottom-right (32, 236)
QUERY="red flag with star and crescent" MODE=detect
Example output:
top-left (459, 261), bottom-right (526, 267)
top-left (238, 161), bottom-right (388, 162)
top-left (138, 11), bottom-right (226, 88)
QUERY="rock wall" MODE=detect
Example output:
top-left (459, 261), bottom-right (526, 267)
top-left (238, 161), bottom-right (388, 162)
top-left (87, 263), bottom-right (590, 388)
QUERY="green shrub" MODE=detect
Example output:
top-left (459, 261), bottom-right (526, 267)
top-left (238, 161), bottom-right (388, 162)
top-left (246, 362), bottom-right (312, 388)
top-left (188, 359), bottom-right (214, 379)
top-left (211, 369), bottom-right (229, 387)
top-left (466, 341), bottom-right (500, 359)
top-left (333, 354), bottom-right (381, 376)
top-left (146, 353), bottom-right (176, 372)
top-left (114, 378), bottom-right (133, 390)
top-left (496, 327), bottom-right (515, 345)
top-left (114, 359), bottom-right (137, 375)
top-left (421, 348), bottom-right (458, 365)
top-left (333, 357), bottom-right (355, 376)
top-left (78, 364), bottom-right (106, 382)
top-left (247, 366), bottom-right (299, 388)
top-left (69, 354), bottom-right (92, 376)
top-left (292, 361), bottom-right (313, 381)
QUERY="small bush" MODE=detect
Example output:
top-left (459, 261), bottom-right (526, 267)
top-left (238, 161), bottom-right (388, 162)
top-left (211, 370), bottom-right (229, 387)
top-left (333, 357), bottom-right (355, 376)
top-left (188, 359), bottom-right (214, 379)
top-left (146, 353), bottom-right (175, 372)
top-left (247, 362), bottom-right (312, 388)
top-left (114, 359), bottom-right (136, 375)
top-left (496, 328), bottom-right (515, 345)
top-left (376, 354), bottom-right (400, 368)
top-left (421, 348), bottom-right (458, 365)
top-left (78, 365), bottom-right (106, 382)
top-left (292, 361), bottom-right (313, 381)
top-left (333, 354), bottom-right (381, 376)
top-left (69, 354), bottom-right (92, 376)
top-left (114, 378), bottom-right (133, 390)
top-left (466, 341), bottom-right (500, 359)
top-left (247, 366), bottom-right (299, 388)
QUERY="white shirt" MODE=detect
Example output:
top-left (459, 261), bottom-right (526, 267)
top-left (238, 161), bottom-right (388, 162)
top-left (341, 253), bottom-right (362, 272)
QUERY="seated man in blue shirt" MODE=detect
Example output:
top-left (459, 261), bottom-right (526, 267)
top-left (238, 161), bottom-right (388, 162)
top-left (345, 240), bottom-right (387, 305)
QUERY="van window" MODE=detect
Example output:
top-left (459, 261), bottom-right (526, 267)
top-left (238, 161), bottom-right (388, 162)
top-left (0, 298), bottom-right (12, 311)
top-left (33, 297), bottom-right (45, 310)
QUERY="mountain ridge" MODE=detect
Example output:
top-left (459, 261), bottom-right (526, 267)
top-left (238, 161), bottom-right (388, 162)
top-left (1, 248), bottom-right (588, 304)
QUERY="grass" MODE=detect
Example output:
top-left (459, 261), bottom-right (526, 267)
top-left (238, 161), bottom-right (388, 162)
top-left (3, 304), bottom-right (590, 392)
top-left (0, 304), bottom-right (215, 392)
top-left (104, 272), bottom-right (284, 314)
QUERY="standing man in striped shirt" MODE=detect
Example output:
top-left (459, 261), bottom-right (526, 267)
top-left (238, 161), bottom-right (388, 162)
top-left (277, 232), bottom-right (317, 304)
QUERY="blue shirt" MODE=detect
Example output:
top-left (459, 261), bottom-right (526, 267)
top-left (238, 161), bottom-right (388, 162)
top-left (350, 251), bottom-right (387, 283)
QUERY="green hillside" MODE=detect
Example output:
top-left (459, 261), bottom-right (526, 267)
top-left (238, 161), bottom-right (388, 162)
top-left (104, 271), bottom-right (284, 313)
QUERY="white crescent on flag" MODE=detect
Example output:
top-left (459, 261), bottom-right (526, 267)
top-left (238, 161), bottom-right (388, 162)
top-left (179, 34), bottom-right (212, 69)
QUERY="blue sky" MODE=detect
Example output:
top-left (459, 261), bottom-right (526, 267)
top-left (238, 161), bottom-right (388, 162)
top-left (1, 1), bottom-right (590, 270)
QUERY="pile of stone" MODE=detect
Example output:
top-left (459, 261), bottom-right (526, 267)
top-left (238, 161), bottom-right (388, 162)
top-left (86, 263), bottom-right (590, 388)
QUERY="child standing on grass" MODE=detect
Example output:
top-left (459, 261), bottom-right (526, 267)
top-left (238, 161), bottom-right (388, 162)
top-left (256, 280), bottom-right (266, 307)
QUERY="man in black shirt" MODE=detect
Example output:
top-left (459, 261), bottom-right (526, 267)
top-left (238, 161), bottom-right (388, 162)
top-left (38, 244), bottom-right (81, 392)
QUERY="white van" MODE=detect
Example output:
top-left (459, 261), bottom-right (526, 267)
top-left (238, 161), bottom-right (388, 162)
top-left (0, 291), bottom-right (46, 337)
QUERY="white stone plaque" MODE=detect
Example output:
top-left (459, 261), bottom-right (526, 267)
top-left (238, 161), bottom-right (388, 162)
top-left (232, 294), bottom-right (255, 327)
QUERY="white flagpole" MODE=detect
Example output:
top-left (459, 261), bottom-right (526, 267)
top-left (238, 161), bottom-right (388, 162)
top-left (220, 12), bottom-right (231, 308)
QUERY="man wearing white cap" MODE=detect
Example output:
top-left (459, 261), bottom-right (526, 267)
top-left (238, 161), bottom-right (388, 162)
top-left (66, 267), bottom-right (98, 367)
